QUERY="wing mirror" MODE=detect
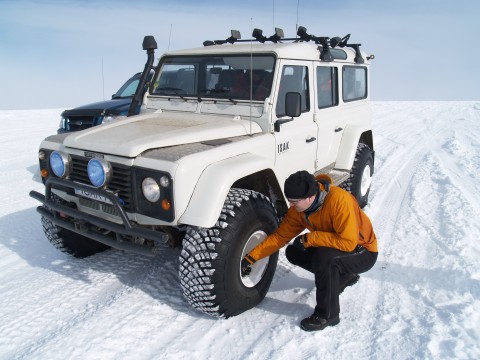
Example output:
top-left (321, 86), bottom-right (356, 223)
top-left (274, 92), bottom-right (301, 132)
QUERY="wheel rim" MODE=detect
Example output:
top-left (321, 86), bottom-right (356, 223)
top-left (360, 163), bottom-right (373, 196)
top-left (240, 230), bottom-right (269, 288)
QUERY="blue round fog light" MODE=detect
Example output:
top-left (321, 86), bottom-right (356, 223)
top-left (87, 158), bottom-right (111, 188)
top-left (50, 151), bottom-right (71, 178)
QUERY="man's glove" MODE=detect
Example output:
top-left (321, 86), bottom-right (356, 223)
top-left (293, 235), bottom-right (306, 252)
top-left (241, 258), bottom-right (253, 277)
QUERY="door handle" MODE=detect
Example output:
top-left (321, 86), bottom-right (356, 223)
top-left (335, 127), bottom-right (343, 132)
top-left (306, 137), bottom-right (316, 143)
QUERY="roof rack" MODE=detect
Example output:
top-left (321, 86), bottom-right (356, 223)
top-left (203, 26), bottom-right (367, 64)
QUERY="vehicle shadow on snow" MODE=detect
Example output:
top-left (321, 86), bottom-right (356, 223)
top-left (0, 207), bottom-right (210, 319)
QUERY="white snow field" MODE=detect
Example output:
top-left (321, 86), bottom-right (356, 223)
top-left (0, 102), bottom-right (479, 359)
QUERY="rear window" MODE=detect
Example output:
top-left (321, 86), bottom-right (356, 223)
top-left (342, 66), bottom-right (367, 102)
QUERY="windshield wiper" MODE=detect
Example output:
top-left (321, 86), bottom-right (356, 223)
top-left (155, 87), bottom-right (186, 100)
top-left (157, 87), bottom-right (183, 92)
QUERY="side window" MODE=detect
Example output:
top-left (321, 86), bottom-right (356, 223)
top-left (343, 66), bottom-right (367, 102)
top-left (276, 65), bottom-right (310, 117)
top-left (317, 66), bottom-right (338, 108)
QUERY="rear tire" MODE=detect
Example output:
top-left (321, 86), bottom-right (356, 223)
top-left (179, 188), bottom-right (279, 318)
top-left (340, 143), bottom-right (374, 208)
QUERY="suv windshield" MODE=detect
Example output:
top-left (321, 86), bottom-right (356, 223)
top-left (152, 55), bottom-right (275, 101)
top-left (112, 73), bottom-right (141, 99)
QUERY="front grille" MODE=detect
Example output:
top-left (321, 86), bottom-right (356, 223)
top-left (65, 115), bottom-right (101, 131)
top-left (69, 155), bottom-right (134, 212)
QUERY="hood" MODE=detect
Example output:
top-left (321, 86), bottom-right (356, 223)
top-left (61, 98), bottom-right (132, 117)
top-left (63, 112), bottom-right (263, 157)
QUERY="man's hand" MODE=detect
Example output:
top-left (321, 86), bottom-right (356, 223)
top-left (241, 258), bottom-right (252, 277)
top-left (293, 235), bottom-right (306, 252)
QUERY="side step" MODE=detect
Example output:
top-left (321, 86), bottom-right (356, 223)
top-left (328, 169), bottom-right (350, 186)
top-left (314, 168), bottom-right (350, 186)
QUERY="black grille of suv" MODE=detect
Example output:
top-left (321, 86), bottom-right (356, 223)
top-left (65, 115), bottom-right (102, 132)
top-left (69, 155), bottom-right (134, 212)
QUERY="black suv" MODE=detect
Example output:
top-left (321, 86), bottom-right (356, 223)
top-left (57, 72), bottom-right (150, 133)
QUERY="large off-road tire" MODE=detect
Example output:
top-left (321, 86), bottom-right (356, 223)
top-left (41, 195), bottom-right (110, 258)
top-left (41, 216), bottom-right (110, 258)
top-left (179, 188), bottom-right (279, 318)
top-left (340, 143), bottom-right (374, 208)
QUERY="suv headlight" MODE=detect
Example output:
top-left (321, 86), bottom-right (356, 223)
top-left (135, 169), bottom-right (174, 221)
top-left (49, 151), bottom-right (72, 178)
top-left (103, 115), bottom-right (127, 124)
top-left (142, 177), bottom-right (160, 202)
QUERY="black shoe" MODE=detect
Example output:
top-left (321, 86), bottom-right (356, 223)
top-left (339, 274), bottom-right (360, 294)
top-left (300, 314), bottom-right (340, 332)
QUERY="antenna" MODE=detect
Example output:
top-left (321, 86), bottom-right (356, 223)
top-left (296, 0), bottom-right (300, 34)
top-left (272, 0), bottom-right (275, 32)
top-left (249, 17), bottom-right (253, 136)
top-left (101, 57), bottom-right (105, 101)
top-left (168, 24), bottom-right (173, 51)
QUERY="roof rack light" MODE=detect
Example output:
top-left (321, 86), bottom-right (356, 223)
top-left (252, 27), bottom-right (284, 43)
top-left (203, 30), bottom-right (241, 46)
top-left (202, 26), bottom-right (366, 63)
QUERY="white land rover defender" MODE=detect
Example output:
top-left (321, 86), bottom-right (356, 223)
top-left (30, 27), bottom-right (375, 318)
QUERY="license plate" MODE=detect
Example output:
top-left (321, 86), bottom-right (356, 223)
top-left (75, 188), bottom-right (113, 205)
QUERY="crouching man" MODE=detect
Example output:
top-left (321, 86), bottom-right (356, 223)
top-left (241, 170), bottom-right (378, 331)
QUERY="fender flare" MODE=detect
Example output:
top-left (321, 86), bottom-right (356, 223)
top-left (178, 153), bottom-right (273, 228)
top-left (335, 125), bottom-right (372, 170)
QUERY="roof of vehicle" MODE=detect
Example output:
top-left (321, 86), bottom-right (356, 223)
top-left (162, 42), bottom-right (371, 65)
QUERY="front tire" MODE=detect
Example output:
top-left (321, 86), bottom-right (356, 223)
top-left (340, 143), bottom-right (374, 208)
top-left (179, 188), bottom-right (279, 318)
top-left (41, 195), bottom-right (110, 258)
top-left (41, 215), bottom-right (111, 258)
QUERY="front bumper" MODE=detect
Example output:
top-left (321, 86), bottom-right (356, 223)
top-left (29, 177), bottom-right (169, 256)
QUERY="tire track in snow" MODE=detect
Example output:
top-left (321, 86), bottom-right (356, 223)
top-left (7, 251), bottom-right (157, 359)
top-left (419, 110), bottom-right (480, 208)
top-left (356, 102), bottom-right (480, 358)
top-left (350, 104), bottom-right (434, 358)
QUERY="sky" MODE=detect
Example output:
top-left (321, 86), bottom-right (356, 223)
top-left (1, 0), bottom-right (479, 110)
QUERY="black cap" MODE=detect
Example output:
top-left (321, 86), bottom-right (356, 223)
top-left (284, 170), bottom-right (318, 199)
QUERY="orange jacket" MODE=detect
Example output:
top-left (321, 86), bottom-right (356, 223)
top-left (247, 184), bottom-right (378, 262)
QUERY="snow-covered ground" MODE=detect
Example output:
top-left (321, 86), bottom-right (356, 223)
top-left (0, 102), bottom-right (479, 359)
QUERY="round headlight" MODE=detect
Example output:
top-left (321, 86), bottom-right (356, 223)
top-left (50, 151), bottom-right (72, 178)
top-left (87, 158), bottom-right (112, 188)
top-left (142, 177), bottom-right (160, 202)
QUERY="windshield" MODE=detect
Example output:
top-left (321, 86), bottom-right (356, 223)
top-left (113, 74), bottom-right (141, 98)
top-left (152, 55), bottom-right (275, 101)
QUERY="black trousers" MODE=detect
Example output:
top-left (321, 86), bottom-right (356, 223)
top-left (285, 245), bottom-right (378, 319)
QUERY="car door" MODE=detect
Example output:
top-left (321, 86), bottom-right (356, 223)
top-left (314, 65), bottom-right (345, 170)
top-left (273, 61), bottom-right (318, 181)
